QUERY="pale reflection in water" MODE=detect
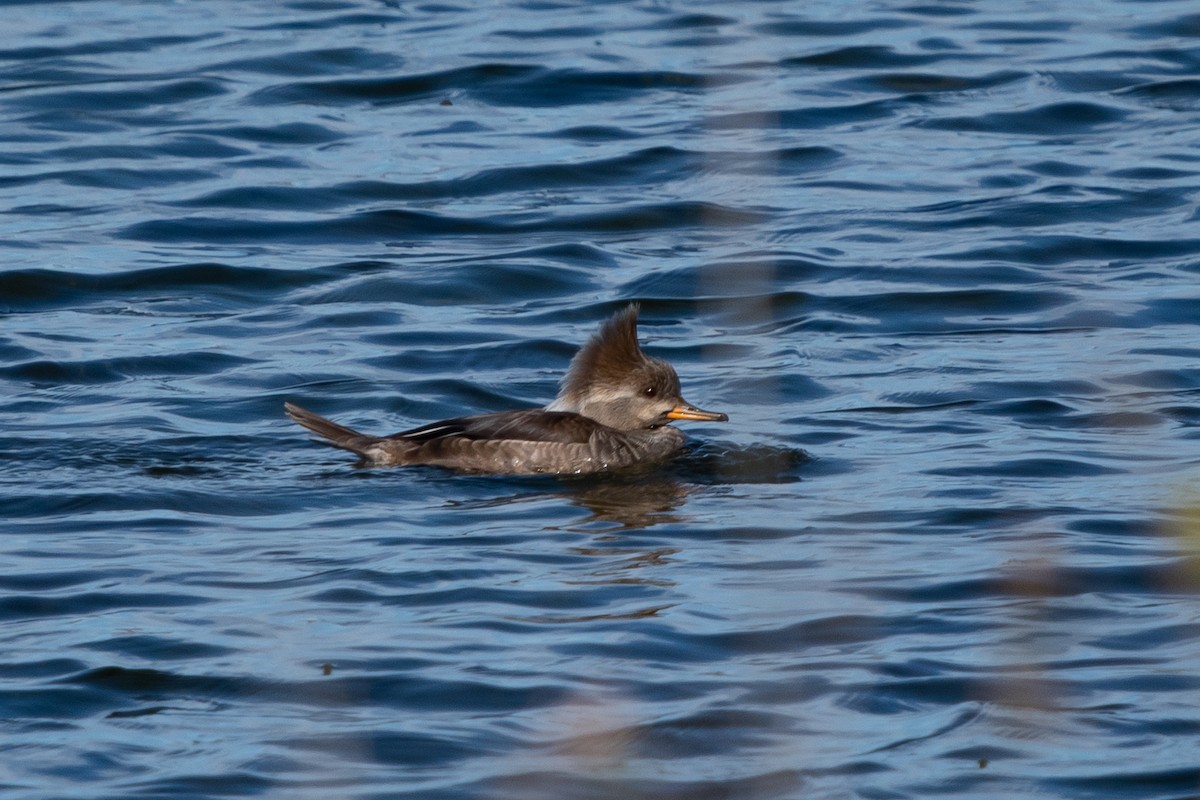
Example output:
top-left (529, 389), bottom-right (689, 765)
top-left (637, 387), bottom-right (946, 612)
top-left (562, 476), bottom-right (692, 530)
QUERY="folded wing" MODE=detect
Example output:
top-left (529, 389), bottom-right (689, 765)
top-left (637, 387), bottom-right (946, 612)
top-left (391, 409), bottom-right (605, 445)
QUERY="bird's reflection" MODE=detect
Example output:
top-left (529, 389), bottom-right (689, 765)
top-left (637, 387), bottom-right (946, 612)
top-left (561, 474), bottom-right (692, 530)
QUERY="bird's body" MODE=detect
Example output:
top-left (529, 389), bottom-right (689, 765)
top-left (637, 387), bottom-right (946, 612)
top-left (283, 403), bottom-right (686, 474)
top-left (284, 305), bottom-right (726, 475)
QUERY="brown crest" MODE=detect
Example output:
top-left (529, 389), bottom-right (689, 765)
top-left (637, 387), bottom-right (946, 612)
top-left (558, 304), bottom-right (649, 398)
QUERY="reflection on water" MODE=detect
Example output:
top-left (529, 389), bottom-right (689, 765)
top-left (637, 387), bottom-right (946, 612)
top-left (563, 476), bottom-right (692, 531)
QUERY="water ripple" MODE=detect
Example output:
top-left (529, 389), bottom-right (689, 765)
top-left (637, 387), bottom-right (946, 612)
top-left (3, 2), bottom-right (1200, 799)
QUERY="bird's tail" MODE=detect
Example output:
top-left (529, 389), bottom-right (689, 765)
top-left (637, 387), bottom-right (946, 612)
top-left (284, 402), bottom-right (388, 459)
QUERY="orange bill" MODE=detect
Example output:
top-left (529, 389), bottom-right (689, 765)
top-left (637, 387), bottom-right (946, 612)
top-left (666, 401), bottom-right (728, 422)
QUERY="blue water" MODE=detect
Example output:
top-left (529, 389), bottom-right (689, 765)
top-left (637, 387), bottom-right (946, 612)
top-left (3, 1), bottom-right (1200, 797)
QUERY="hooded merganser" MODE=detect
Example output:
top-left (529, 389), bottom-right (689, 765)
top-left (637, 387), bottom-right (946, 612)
top-left (284, 304), bottom-right (727, 475)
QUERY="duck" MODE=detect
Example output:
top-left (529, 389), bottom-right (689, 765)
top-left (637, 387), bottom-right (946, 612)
top-left (284, 304), bottom-right (727, 474)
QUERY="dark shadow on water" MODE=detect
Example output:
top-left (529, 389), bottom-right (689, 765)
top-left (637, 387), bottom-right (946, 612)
top-left (669, 440), bottom-right (812, 485)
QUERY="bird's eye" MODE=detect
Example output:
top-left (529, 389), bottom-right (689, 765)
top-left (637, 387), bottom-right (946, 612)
top-left (643, 386), bottom-right (657, 397)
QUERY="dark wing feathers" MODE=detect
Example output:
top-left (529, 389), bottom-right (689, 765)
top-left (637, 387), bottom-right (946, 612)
top-left (390, 410), bottom-right (602, 445)
top-left (388, 420), bottom-right (469, 442)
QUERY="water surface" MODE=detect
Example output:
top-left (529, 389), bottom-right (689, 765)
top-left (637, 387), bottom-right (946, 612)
top-left (3, 1), bottom-right (1200, 798)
